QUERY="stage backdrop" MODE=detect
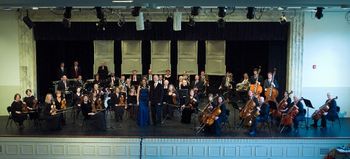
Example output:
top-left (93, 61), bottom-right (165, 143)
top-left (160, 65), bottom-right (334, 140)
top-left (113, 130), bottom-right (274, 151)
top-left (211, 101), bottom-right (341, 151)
top-left (34, 22), bottom-right (288, 98)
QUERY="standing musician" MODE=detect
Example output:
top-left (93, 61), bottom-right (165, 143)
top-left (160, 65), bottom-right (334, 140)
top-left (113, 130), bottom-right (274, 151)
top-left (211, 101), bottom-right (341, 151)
top-left (203, 96), bottom-right (227, 136)
top-left (97, 62), bottom-right (109, 81)
top-left (57, 75), bottom-right (69, 94)
top-left (23, 89), bottom-right (39, 121)
top-left (311, 93), bottom-right (338, 129)
top-left (236, 73), bottom-right (250, 102)
top-left (191, 75), bottom-right (204, 98)
top-left (73, 87), bottom-right (83, 119)
top-left (149, 75), bottom-right (164, 125)
top-left (158, 74), bottom-right (164, 85)
top-left (249, 96), bottom-right (270, 136)
top-left (164, 69), bottom-right (174, 85)
top-left (249, 68), bottom-right (263, 84)
top-left (127, 86), bottom-right (138, 120)
top-left (263, 72), bottom-right (279, 100)
top-left (111, 87), bottom-right (125, 122)
top-left (54, 90), bottom-right (67, 125)
top-left (147, 69), bottom-right (153, 82)
top-left (11, 93), bottom-right (27, 130)
top-left (56, 62), bottom-right (67, 80)
top-left (130, 70), bottom-right (140, 87)
top-left (181, 89), bottom-right (198, 124)
top-left (249, 68), bottom-right (263, 96)
top-left (164, 84), bottom-right (178, 120)
top-left (43, 93), bottom-right (62, 130)
top-left (70, 61), bottom-right (82, 79)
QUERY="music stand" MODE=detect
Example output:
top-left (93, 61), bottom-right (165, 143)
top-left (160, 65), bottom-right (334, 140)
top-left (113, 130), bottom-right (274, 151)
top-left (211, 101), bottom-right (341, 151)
top-left (302, 98), bottom-right (314, 129)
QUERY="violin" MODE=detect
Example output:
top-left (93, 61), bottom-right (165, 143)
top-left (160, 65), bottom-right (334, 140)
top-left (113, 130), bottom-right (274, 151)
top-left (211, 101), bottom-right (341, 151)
top-left (50, 101), bottom-right (58, 115)
top-left (61, 98), bottom-right (67, 109)
top-left (21, 102), bottom-right (29, 113)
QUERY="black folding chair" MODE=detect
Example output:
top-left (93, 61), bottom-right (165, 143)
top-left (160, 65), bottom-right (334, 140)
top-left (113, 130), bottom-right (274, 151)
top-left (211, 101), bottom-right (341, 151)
top-left (6, 106), bottom-right (18, 128)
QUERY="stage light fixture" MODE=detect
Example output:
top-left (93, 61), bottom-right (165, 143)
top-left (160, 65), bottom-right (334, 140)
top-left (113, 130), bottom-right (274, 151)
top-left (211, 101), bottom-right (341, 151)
top-left (246, 7), bottom-right (255, 20)
top-left (280, 13), bottom-right (287, 24)
top-left (131, 6), bottom-right (141, 17)
top-left (315, 7), bottom-right (324, 19)
top-left (22, 10), bottom-right (35, 29)
top-left (218, 7), bottom-right (227, 18)
top-left (62, 7), bottom-right (72, 28)
top-left (188, 16), bottom-right (195, 27)
top-left (217, 18), bottom-right (225, 28)
top-left (144, 19), bottom-right (152, 30)
top-left (191, 7), bottom-right (200, 16)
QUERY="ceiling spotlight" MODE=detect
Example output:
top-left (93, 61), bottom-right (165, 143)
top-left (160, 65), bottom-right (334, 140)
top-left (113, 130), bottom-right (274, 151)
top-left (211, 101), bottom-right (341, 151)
top-left (144, 19), bottom-right (152, 30)
top-left (218, 7), bottom-right (227, 18)
top-left (62, 7), bottom-right (72, 28)
top-left (131, 6), bottom-right (141, 17)
top-left (188, 16), bottom-right (195, 27)
top-left (246, 7), bottom-right (255, 20)
top-left (280, 13), bottom-right (287, 24)
top-left (217, 18), bottom-right (225, 28)
top-left (315, 7), bottom-right (324, 19)
top-left (191, 7), bottom-right (201, 16)
top-left (22, 10), bottom-right (35, 29)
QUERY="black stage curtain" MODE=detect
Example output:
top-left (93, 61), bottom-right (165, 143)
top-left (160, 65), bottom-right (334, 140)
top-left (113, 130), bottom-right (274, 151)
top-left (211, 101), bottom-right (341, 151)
top-left (34, 22), bottom-right (289, 99)
top-left (36, 40), bottom-right (94, 98)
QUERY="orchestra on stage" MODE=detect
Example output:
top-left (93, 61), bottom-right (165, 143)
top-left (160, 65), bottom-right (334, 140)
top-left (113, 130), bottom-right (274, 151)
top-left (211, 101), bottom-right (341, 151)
top-left (8, 61), bottom-right (340, 136)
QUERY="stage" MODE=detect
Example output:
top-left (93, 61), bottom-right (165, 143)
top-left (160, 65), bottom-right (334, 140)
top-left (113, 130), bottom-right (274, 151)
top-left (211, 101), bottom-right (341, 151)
top-left (1, 102), bottom-right (349, 158)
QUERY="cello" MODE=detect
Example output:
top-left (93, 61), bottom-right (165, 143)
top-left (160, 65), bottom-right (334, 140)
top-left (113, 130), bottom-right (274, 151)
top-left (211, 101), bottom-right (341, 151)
top-left (272, 91), bottom-right (293, 118)
top-left (265, 68), bottom-right (279, 102)
top-left (250, 66), bottom-right (263, 96)
top-left (312, 96), bottom-right (338, 120)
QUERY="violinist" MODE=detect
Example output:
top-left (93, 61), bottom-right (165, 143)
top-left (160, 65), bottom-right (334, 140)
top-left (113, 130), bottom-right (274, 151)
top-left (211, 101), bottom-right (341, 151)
top-left (10, 93), bottom-right (27, 130)
top-left (164, 84), bottom-right (178, 120)
top-left (108, 73), bottom-right (117, 89)
top-left (43, 93), bottom-right (62, 130)
top-left (111, 87), bottom-right (124, 121)
top-left (204, 96), bottom-right (227, 136)
top-left (81, 95), bottom-right (107, 131)
top-left (118, 75), bottom-right (126, 87)
top-left (249, 97), bottom-right (270, 136)
top-left (92, 83), bottom-right (102, 97)
top-left (81, 95), bottom-right (93, 120)
top-left (23, 89), bottom-right (38, 120)
top-left (311, 93), bottom-right (338, 129)
top-left (181, 89), bottom-right (198, 124)
top-left (54, 90), bottom-right (66, 125)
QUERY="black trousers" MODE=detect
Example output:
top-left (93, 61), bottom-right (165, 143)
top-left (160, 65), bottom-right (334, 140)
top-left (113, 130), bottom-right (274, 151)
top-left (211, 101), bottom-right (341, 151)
top-left (151, 103), bottom-right (162, 125)
top-left (313, 115), bottom-right (327, 128)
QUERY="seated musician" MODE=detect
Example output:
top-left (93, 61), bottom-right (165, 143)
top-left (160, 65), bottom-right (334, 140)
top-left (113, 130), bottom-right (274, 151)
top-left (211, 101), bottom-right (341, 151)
top-left (11, 93), bottom-right (27, 130)
top-left (263, 72), bottom-right (279, 92)
top-left (164, 84), bottom-right (178, 120)
top-left (283, 96), bottom-right (305, 133)
top-left (75, 75), bottom-right (84, 89)
top-left (181, 89), bottom-right (198, 124)
top-left (92, 83), bottom-right (102, 97)
top-left (311, 93), bottom-right (338, 129)
top-left (204, 96), bottom-right (227, 136)
top-left (111, 87), bottom-right (125, 121)
top-left (43, 93), bottom-right (62, 130)
top-left (81, 95), bottom-right (107, 131)
top-left (249, 96), bottom-right (270, 136)
top-left (179, 79), bottom-right (190, 90)
top-left (23, 89), bottom-right (38, 121)
top-left (119, 75), bottom-right (126, 87)
top-left (200, 71), bottom-right (209, 94)
top-left (54, 90), bottom-right (66, 125)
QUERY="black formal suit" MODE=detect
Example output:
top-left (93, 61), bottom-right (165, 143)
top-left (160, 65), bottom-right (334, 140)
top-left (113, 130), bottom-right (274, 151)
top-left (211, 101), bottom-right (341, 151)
top-left (57, 80), bottom-right (69, 93)
top-left (57, 67), bottom-right (67, 80)
top-left (130, 74), bottom-right (140, 87)
top-left (70, 66), bottom-right (82, 79)
top-left (149, 82), bottom-right (164, 125)
top-left (191, 80), bottom-right (204, 93)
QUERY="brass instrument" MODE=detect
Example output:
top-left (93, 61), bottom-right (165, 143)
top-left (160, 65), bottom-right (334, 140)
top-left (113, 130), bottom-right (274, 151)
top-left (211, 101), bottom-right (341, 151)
top-left (236, 79), bottom-right (250, 92)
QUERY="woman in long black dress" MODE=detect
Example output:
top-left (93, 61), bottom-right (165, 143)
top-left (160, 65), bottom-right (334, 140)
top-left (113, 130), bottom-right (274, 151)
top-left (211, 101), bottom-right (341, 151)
top-left (23, 89), bottom-right (38, 120)
top-left (43, 93), bottom-right (62, 130)
top-left (54, 90), bottom-right (66, 125)
top-left (11, 93), bottom-right (27, 129)
top-left (181, 89), bottom-right (198, 124)
top-left (164, 84), bottom-right (178, 120)
top-left (127, 86), bottom-right (138, 120)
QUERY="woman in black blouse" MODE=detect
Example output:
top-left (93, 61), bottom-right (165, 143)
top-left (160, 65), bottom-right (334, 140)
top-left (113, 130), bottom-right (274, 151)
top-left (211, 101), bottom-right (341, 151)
top-left (11, 93), bottom-right (27, 129)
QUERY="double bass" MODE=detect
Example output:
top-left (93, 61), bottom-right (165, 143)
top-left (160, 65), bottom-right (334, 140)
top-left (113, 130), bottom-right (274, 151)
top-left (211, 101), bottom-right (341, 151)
top-left (312, 96), bottom-right (338, 120)
top-left (250, 66), bottom-right (263, 96)
top-left (265, 68), bottom-right (279, 102)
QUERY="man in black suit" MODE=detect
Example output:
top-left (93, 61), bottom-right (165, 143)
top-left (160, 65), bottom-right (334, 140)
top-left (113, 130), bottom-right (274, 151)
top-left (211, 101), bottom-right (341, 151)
top-left (130, 69), bottom-right (140, 87)
top-left (57, 75), bottom-right (69, 93)
top-left (149, 75), bottom-right (164, 125)
top-left (191, 75), bottom-right (204, 93)
top-left (70, 61), bottom-right (82, 79)
top-left (97, 63), bottom-right (109, 81)
top-left (56, 62), bottom-right (67, 80)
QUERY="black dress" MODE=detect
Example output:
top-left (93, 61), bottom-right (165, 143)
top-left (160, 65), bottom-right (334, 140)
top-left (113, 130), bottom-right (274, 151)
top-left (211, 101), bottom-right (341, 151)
top-left (181, 95), bottom-right (198, 124)
top-left (127, 94), bottom-right (138, 119)
top-left (43, 102), bottom-right (62, 130)
top-left (23, 96), bottom-right (38, 120)
top-left (11, 101), bottom-right (27, 126)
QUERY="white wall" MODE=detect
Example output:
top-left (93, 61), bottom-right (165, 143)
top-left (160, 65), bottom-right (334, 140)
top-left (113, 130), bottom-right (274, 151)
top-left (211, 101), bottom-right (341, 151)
top-left (0, 11), bottom-right (21, 115)
top-left (303, 11), bottom-right (350, 117)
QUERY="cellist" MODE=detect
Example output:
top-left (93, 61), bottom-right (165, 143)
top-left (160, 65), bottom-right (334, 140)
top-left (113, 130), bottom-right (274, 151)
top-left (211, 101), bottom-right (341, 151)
top-left (282, 96), bottom-right (305, 133)
top-left (204, 95), bottom-right (227, 136)
top-left (249, 96), bottom-right (270, 136)
top-left (311, 93), bottom-right (338, 129)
